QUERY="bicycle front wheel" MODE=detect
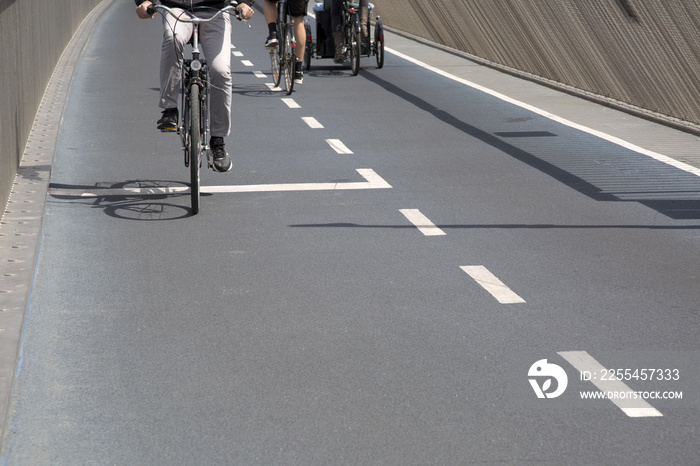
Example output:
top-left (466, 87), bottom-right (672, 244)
top-left (189, 84), bottom-right (201, 215)
top-left (350, 18), bottom-right (361, 76)
top-left (283, 22), bottom-right (295, 95)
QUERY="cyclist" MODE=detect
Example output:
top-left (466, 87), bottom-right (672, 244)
top-left (329, 0), bottom-right (369, 63)
top-left (263, 0), bottom-right (308, 83)
top-left (135, 0), bottom-right (254, 172)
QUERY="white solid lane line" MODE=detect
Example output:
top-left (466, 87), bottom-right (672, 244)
top-left (460, 266), bottom-right (526, 303)
top-left (399, 209), bottom-right (446, 236)
top-left (326, 139), bottom-right (353, 154)
top-left (386, 46), bottom-right (700, 178)
top-left (49, 186), bottom-right (189, 197)
top-left (48, 170), bottom-right (392, 197)
top-left (302, 117), bottom-right (324, 129)
top-left (558, 351), bottom-right (663, 417)
top-left (202, 168), bottom-right (391, 192)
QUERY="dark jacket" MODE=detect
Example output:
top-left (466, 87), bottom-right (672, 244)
top-left (135, 0), bottom-right (253, 9)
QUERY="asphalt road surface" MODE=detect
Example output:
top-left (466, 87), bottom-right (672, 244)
top-left (2, 1), bottom-right (700, 464)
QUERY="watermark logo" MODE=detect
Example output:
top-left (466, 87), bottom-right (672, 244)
top-left (528, 359), bottom-right (568, 399)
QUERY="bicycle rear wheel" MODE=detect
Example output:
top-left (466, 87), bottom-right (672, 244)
top-left (375, 18), bottom-right (384, 69)
top-left (283, 22), bottom-right (295, 95)
top-left (189, 84), bottom-right (201, 214)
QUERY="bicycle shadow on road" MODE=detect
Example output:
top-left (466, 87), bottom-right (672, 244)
top-left (48, 180), bottom-right (202, 220)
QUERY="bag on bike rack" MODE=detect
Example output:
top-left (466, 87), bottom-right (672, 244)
top-left (314, 6), bottom-right (334, 57)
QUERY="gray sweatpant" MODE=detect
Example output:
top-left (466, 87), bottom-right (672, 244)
top-left (160, 9), bottom-right (232, 137)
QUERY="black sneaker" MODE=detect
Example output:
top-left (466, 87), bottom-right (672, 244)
top-left (294, 62), bottom-right (304, 84)
top-left (157, 108), bottom-right (178, 132)
top-left (210, 137), bottom-right (232, 172)
top-left (265, 31), bottom-right (279, 48)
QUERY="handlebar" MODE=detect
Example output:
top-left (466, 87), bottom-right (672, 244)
top-left (146, 1), bottom-right (250, 25)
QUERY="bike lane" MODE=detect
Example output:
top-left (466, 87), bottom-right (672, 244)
top-left (3, 1), bottom-right (700, 464)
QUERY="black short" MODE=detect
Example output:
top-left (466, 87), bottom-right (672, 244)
top-left (286, 0), bottom-right (308, 17)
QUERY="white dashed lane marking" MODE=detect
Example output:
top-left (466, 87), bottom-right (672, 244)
top-left (399, 209), bottom-right (446, 236)
top-left (302, 117), bottom-right (324, 129)
top-left (558, 351), bottom-right (664, 417)
top-left (326, 139), bottom-right (353, 154)
top-left (460, 266), bottom-right (526, 304)
top-left (282, 98), bottom-right (300, 108)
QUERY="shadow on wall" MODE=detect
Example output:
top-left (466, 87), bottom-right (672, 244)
top-left (370, 0), bottom-right (700, 133)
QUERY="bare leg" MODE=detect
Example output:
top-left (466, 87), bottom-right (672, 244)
top-left (263, 0), bottom-right (277, 24)
top-left (292, 16), bottom-right (306, 63)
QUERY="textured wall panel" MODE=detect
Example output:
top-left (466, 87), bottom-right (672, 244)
top-left (0, 0), bottom-right (104, 214)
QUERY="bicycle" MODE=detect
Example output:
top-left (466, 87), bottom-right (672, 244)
top-left (269, 0), bottom-right (296, 95)
top-left (304, 1), bottom-right (384, 74)
top-left (147, 1), bottom-right (248, 214)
